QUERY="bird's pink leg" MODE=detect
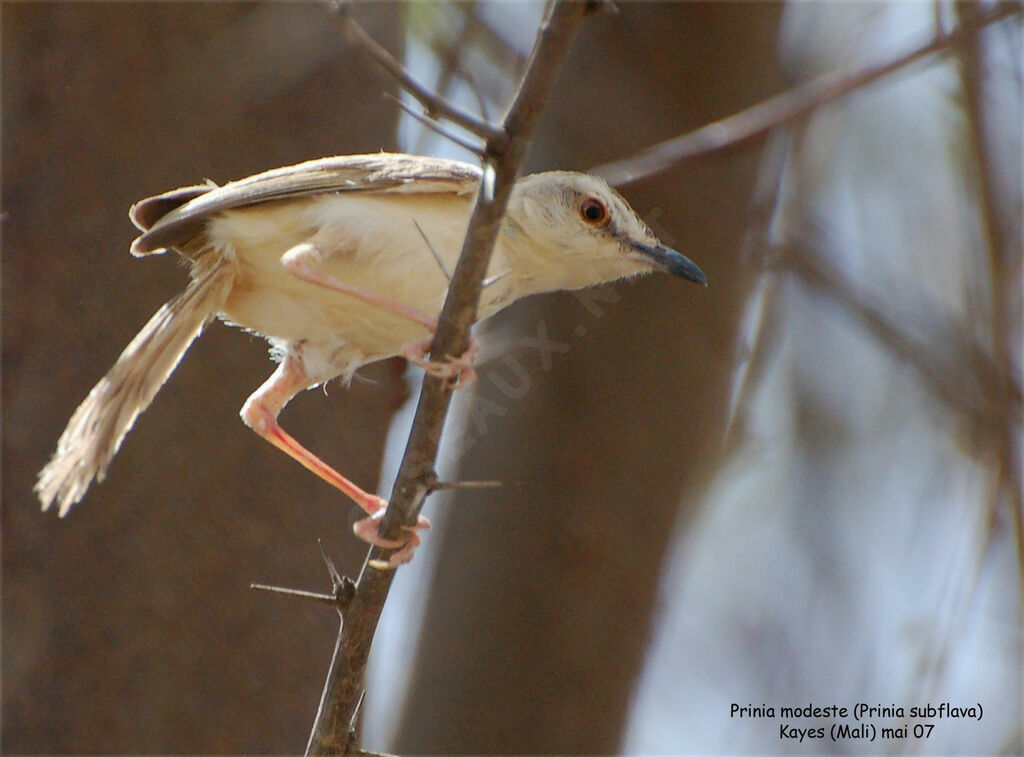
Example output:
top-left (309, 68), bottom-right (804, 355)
top-left (241, 351), bottom-right (429, 562)
top-left (282, 242), bottom-right (439, 332)
top-left (281, 241), bottom-right (478, 385)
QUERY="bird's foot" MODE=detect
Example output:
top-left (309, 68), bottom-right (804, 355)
top-left (353, 509), bottom-right (432, 569)
top-left (401, 335), bottom-right (480, 389)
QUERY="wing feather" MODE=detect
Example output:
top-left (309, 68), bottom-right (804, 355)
top-left (130, 153), bottom-right (482, 255)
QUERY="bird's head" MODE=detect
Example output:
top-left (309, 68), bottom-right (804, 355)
top-left (501, 171), bottom-right (707, 295)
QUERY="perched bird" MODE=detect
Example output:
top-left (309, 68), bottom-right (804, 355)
top-left (36, 153), bottom-right (706, 565)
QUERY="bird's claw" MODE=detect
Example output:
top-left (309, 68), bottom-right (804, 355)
top-left (353, 509), bottom-right (432, 570)
top-left (401, 336), bottom-right (479, 389)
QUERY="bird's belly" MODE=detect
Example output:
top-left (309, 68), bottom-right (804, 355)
top-left (222, 270), bottom-right (434, 367)
top-left (209, 198), bottom-right (465, 375)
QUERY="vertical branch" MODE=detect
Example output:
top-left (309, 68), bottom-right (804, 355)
top-left (305, 2), bottom-right (609, 753)
top-left (955, 2), bottom-right (1024, 596)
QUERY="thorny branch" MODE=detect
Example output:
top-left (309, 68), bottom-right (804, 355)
top-left (591, 3), bottom-right (1022, 186)
top-left (294, 2), bottom-right (1021, 753)
top-left (304, 2), bottom-right (608, 754)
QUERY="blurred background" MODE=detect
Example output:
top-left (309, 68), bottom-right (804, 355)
top-left (3, 1), bottom-right (1020, 754)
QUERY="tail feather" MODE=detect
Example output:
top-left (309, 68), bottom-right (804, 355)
top-left (36, 258), bottom-right (234, 515)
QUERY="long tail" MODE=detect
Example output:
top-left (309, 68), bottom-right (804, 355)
top-left (36, 257), bottom-right (234, 515)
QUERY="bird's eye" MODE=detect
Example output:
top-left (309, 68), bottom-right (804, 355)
top-left (579, 197), bottom-right (609, 227)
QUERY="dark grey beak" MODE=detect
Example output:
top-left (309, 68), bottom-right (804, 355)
top-left (628, 242), bottom-right (708, 286)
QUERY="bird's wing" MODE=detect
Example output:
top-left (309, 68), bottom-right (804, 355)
top-left (130, 153), bottom-right (483, 256)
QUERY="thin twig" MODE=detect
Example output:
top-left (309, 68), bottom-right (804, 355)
top-left (417, 1), bottom-right (492, 151)
top-left (481, 270), bottom-right (510, 289)
top-left (383, 93), bottom-right (485, 158)
top-left (412, 218), bottom-right (453, 281)
top-left (251, 583), bottom-right (346, 609)
top-left (431, 479), bottom-right (505, 491)
top-left (333, 0), bottom-right (502, 142)
top-left (778, 240), bottom-right (1021, 431)
top-left (304, 2), bottom-right (609, 754)
top-left (591, 3), bottom-right (1022, 186)
top-left (318, 539), bottom-right (341, 585)
top-left (252, 540), bottom-right (356, 612)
